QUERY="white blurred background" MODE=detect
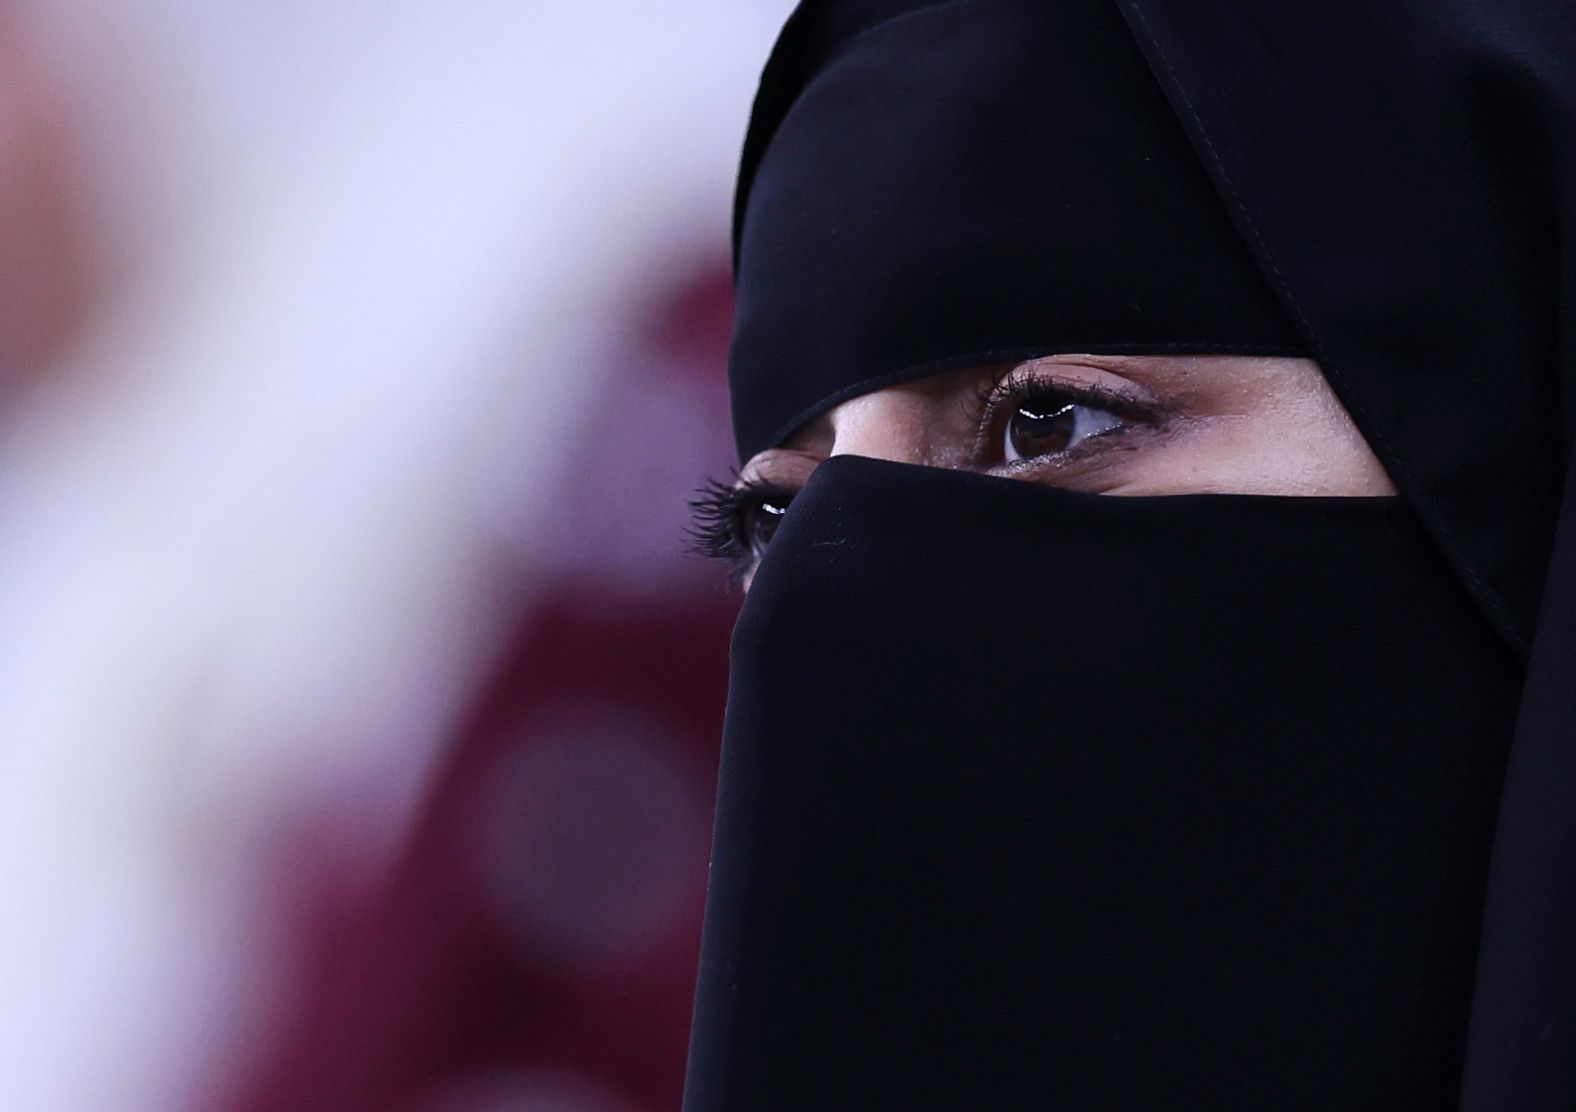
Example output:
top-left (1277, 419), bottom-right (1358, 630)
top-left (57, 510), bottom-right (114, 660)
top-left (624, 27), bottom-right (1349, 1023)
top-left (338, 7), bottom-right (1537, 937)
top-left (0, 3), bottom-right (792, 1108)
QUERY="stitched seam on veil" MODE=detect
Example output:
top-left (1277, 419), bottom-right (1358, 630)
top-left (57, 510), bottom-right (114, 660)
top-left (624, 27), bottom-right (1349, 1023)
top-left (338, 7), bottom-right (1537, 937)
top-left (1116, 0), bottom-right (1527, 657)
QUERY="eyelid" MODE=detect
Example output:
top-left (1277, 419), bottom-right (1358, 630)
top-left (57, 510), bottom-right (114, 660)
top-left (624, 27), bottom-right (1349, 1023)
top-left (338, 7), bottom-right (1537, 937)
top-left (967, 365), bottom-right (1162, 470)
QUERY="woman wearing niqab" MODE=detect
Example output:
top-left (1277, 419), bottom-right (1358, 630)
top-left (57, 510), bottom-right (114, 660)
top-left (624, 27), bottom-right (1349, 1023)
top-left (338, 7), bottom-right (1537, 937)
top-left (682, 0), bottom-right (1576, 1107)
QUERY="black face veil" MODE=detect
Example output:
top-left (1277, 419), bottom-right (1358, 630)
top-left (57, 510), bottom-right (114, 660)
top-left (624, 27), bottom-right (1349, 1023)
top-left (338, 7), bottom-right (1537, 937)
top-left (687, 0), bottom-right (1576, 1108)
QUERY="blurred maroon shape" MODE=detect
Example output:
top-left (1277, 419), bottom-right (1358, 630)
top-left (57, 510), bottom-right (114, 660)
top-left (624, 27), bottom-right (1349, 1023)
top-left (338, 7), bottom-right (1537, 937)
top-left (227, 262), bottom-right (739, 1112)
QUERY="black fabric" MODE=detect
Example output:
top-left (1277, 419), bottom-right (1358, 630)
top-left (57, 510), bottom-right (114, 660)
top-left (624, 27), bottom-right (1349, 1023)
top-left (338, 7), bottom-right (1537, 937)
top-left (1103, 2), bottom-right (1576, 1103)
top-left (727, 0), bottom-right (1304, 463)
top-left (1470, 451), bottom-right (1576, 1108)
top-left (1111, 0), bottom-right (1572, 666)
top-left (684, 457), bottom-right (1520, 1110)
top-left (692, 0), bottom-right (1576, 1106)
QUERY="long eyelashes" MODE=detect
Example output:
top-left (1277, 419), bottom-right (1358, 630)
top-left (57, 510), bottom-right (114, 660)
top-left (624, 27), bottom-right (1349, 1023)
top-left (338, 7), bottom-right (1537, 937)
top-left (689, 366), bottom-right (1168, 583)
top-left (686, 475), bottom-right (796, 580)
top-left (686, 475), bottom-right (750, 561)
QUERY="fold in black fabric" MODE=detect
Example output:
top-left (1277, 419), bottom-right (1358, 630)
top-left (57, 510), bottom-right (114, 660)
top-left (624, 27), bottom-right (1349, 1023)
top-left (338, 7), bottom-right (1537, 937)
top-left (1105, 2), bottom-right (1576, 1103)
top-left (727, 0), bottom-right (1303, 462)
top-left (684, 457), bottom-right (1519, 1110)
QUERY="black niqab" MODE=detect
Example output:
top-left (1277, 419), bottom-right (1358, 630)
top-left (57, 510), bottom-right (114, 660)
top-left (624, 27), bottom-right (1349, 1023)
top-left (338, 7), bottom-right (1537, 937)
top-left (687, 459), bottom-right (1518, 1108)
top-left (687, 0), bottom-right (1576, 1106)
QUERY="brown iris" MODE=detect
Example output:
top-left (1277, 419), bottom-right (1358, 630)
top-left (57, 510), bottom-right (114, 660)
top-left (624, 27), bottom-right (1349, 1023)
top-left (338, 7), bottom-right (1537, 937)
top-left (1006, 400), bottom-right (1079, 461)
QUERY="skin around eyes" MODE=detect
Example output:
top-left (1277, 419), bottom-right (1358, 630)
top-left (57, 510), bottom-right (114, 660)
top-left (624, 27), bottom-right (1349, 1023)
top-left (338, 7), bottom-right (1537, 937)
top-left (703, 353), bottom-right (1397, 586)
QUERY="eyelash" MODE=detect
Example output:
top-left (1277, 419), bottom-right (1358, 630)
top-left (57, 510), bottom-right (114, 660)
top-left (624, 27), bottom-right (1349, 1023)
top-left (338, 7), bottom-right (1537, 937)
top-left (685, 474), bottom-right (796, 579)
top-left (688, 367), bottom-right (1164, 577)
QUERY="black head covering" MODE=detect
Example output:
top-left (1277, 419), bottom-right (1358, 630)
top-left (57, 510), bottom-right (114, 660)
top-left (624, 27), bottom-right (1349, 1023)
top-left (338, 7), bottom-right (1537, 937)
top-left (1106, 2), bottom-right (1576, 1104)
top-left (689, 0), bottom-right (1576, 1107)
top-left (727, 0), bottom-right (1304, 462)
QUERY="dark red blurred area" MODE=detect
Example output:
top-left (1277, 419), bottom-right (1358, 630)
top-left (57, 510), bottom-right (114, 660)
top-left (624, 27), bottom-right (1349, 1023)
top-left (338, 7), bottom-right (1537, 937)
top-left (228, 264), bottom-right (740, 1112)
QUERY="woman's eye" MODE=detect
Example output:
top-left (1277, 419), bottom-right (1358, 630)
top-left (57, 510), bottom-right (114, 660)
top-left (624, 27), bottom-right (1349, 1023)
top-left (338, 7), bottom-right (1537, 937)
top-left (686, 476), bottom-right (797, 586)
top-left (742, 495), bottom-right (789, 557)
top-left (1002, 397), bottom-right (1124, 462)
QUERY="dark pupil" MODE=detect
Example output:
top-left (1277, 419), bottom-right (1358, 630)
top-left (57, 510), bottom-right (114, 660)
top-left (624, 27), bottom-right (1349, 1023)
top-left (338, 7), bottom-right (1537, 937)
top-left (747, 499), bottom-right (788, 552)
top-left (1009, 401), bottom-right (1077, 459)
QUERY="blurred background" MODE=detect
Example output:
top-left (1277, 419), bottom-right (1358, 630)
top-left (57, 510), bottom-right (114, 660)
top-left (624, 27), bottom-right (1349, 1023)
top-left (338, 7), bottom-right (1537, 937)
top-left (0, 2), bottom-right (793, 1109)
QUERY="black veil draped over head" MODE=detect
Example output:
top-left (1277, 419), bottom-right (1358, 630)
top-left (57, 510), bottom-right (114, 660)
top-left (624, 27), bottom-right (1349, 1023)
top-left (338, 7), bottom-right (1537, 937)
top-left (690, 0), bottom-right (1576, 1108)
